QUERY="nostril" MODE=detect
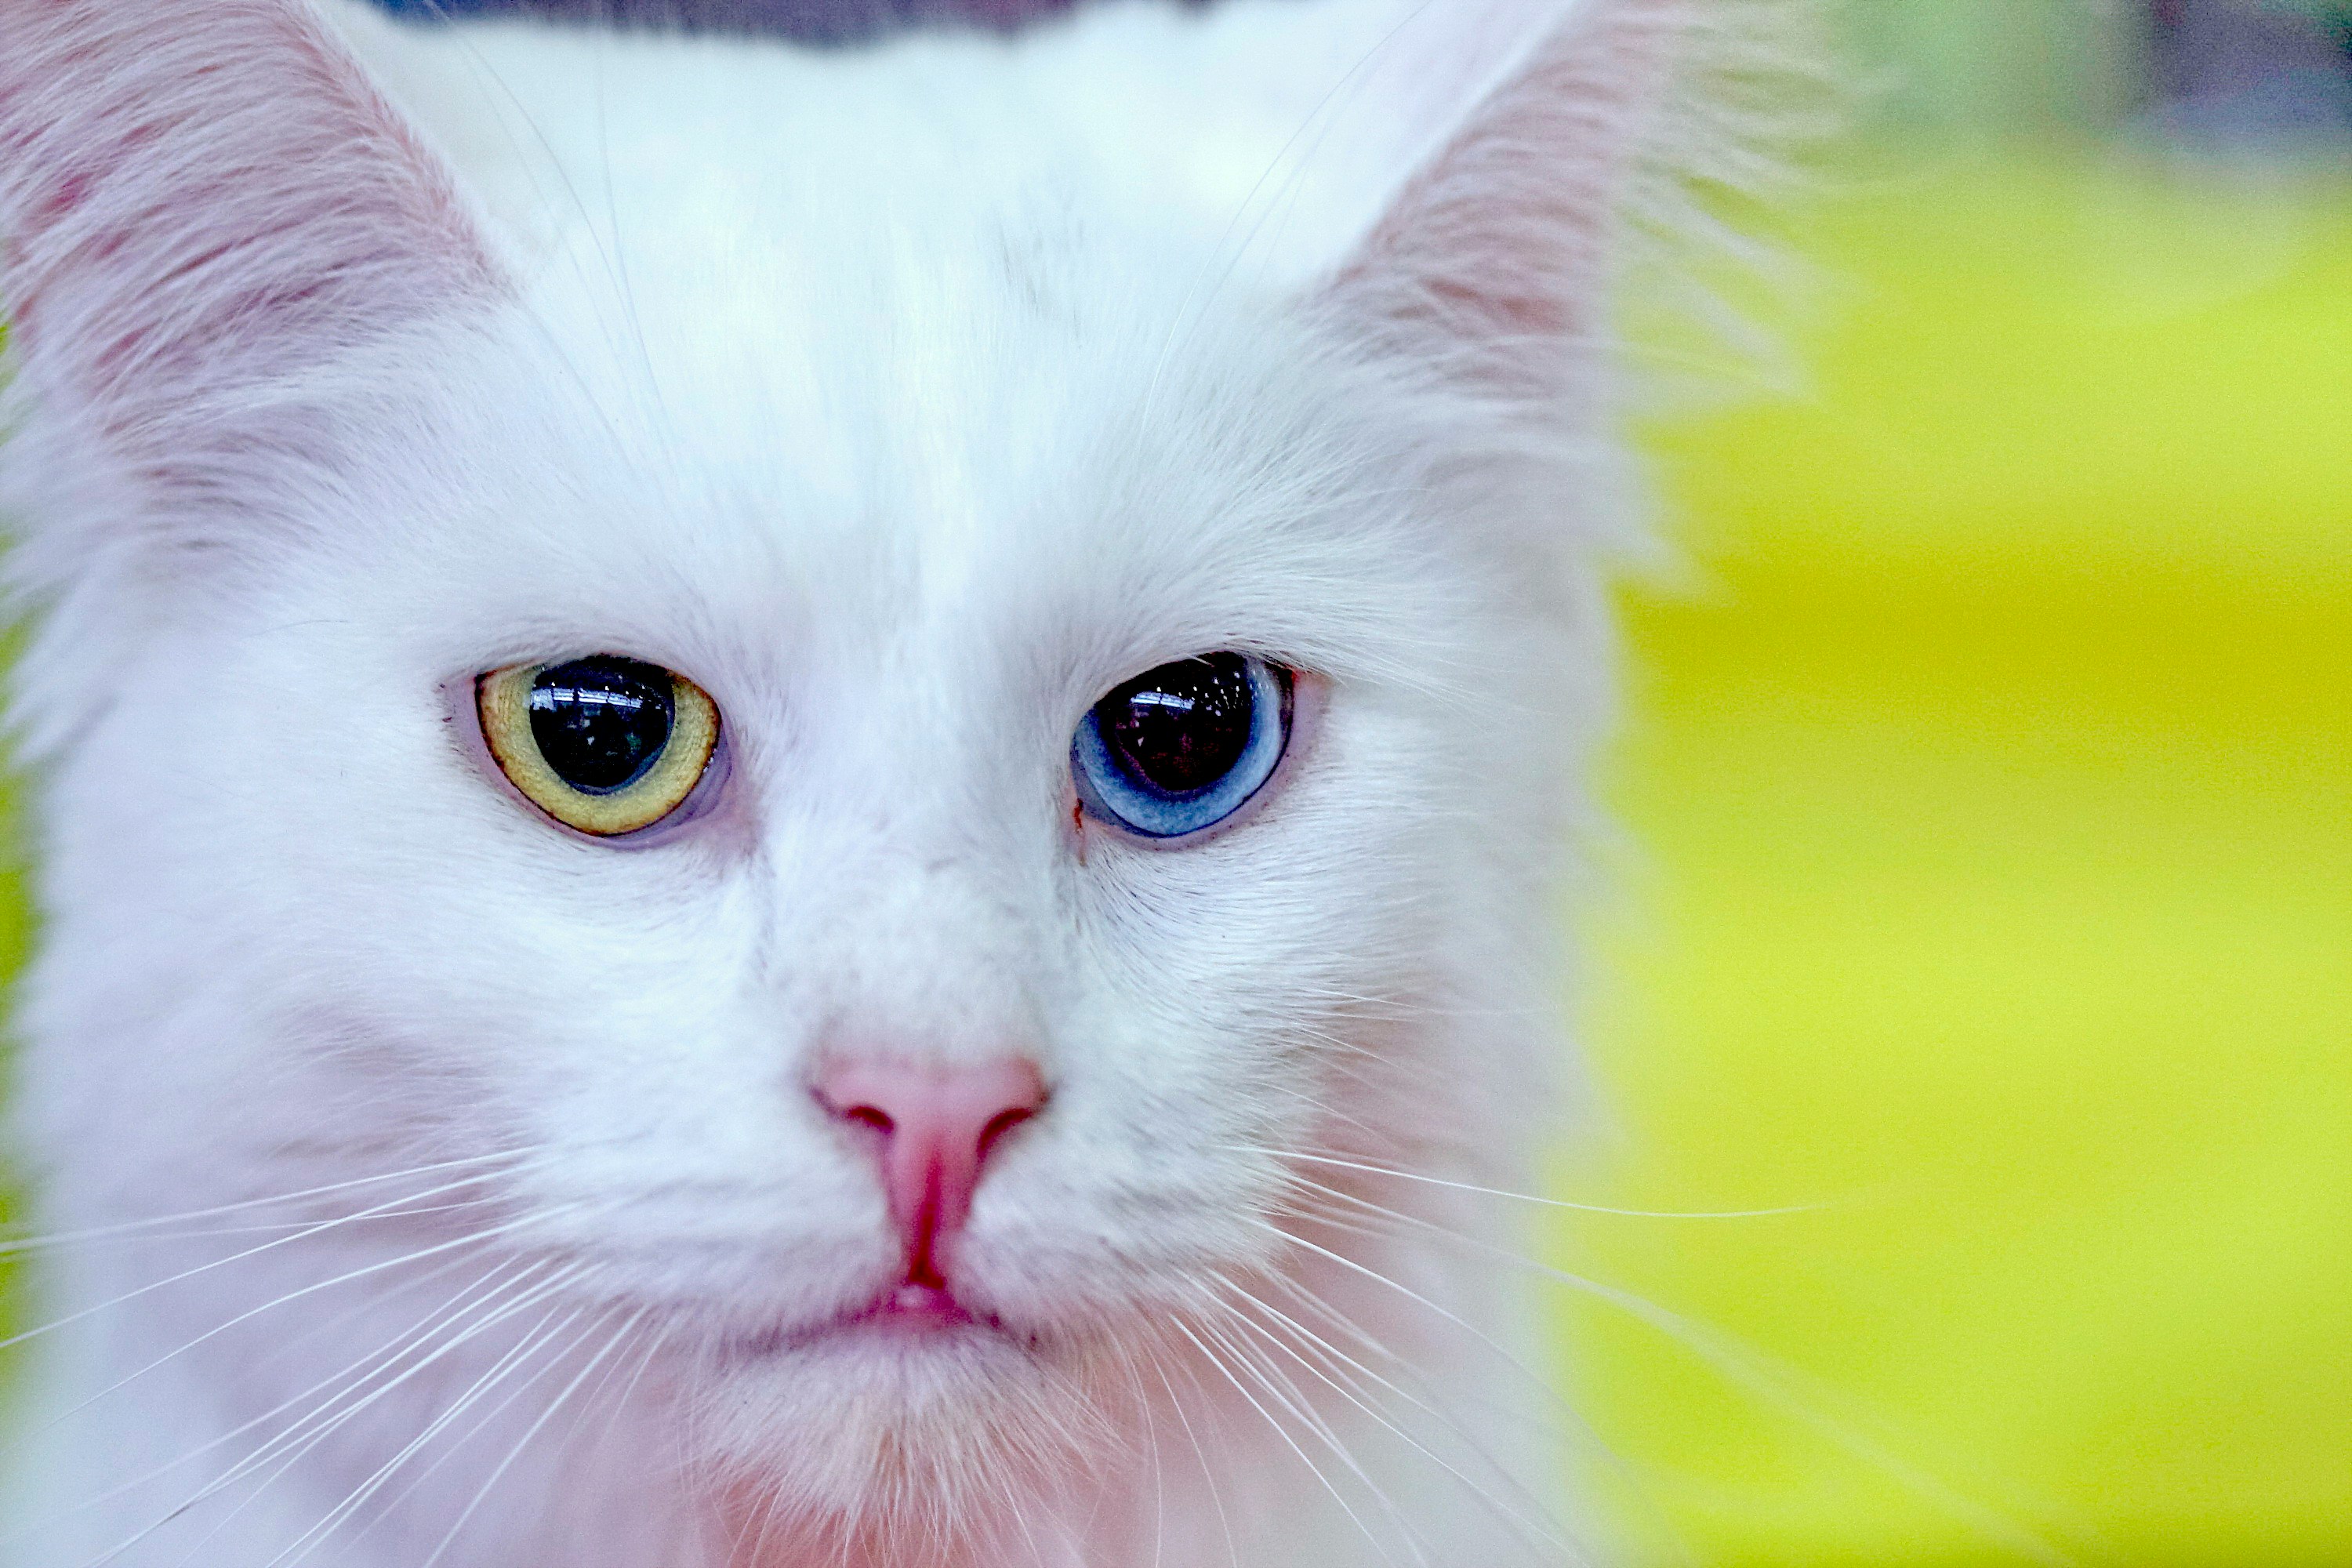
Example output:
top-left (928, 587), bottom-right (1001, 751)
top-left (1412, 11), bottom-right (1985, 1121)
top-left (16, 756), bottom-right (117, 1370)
top-left (975, 1103), bottom-right (1036, 1163)
top-left (811, 1080), bottom-right (892, 1138)
top-left (841, 1103), bottom-right (895, 1136)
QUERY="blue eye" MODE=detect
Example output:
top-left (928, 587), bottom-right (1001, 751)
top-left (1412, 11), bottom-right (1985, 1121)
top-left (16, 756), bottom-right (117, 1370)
top-left (1072, 654), bottom-right (1293, 840)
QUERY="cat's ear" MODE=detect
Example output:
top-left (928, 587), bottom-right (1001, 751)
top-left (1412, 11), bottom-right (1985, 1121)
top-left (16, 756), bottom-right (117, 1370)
top-left (1323, 0), bottom-right (1726, 397)
top-left (0, 0), bottom-right (501, 515)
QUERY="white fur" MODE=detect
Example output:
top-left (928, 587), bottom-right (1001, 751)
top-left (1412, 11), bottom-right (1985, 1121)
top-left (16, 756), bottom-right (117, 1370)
top-left (0, 1), bottom-right (1766, 1562)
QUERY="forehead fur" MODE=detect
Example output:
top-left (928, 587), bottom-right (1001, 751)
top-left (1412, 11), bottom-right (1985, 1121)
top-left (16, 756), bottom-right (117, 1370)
top-left (285, 2), bottom-right (1515, 687)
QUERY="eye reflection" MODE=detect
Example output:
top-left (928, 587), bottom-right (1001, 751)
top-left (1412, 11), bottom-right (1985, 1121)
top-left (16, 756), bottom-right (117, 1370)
top-left (526, 660), bottom-right (676, 794)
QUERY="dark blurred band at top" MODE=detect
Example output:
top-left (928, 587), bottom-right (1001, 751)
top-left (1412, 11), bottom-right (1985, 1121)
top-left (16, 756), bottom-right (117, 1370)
top-left (368, 0), bottom-right (1119, 45)
top-left (366, 0), bottom-right (2352, 147)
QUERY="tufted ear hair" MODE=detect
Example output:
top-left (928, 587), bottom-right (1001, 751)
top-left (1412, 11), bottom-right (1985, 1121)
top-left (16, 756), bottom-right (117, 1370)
top-left (1326, 0), bottom-right (1741, 400)
top-left (0, 0), bottom-right (502, 541)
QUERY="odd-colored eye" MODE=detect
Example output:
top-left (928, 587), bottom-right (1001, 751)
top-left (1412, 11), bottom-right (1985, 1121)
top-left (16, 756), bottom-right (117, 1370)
top-left (477, 655), bottom-right (720, 837)
top-left (1073, 654), bottom-right (1292, 840)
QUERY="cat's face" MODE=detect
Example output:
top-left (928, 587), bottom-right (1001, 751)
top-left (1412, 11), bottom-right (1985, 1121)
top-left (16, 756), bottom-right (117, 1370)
top-left (49, 223), bottom-right (1507, 1504)
top-left (2, 0), bottom-right (1659, 1538)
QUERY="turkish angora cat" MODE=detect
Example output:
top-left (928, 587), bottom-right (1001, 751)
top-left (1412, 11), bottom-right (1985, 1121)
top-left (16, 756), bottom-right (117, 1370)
top-left (0, 0), bottom-right (1779, 1563)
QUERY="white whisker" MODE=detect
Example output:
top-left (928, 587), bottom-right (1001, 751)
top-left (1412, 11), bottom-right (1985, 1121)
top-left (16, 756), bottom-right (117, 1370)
top-left (1241, 1145), bottom-right (1829, 1219)
top-left (82, 1263), bottom-right (593, 1568)
top-left (1191, 1294), bottom-right (1443, 1565)
top-left (1280, 1183), bottom-right (2078, 1568)
top-left (1172, 1311), bottom-right (1414, 1568)
top-left (1151, 1355), bottom-right (1242, 1568)
top-left (13, 1199), bottom-right (593, 1464)
top-left (261, 1297), bottom-right (599, 1568)
top-left (414, 1307), bottom-right (642, 1568)
top-left (9, 1256), bottom-right (543, 1544)
top-left (0, 1168), bottom-right (572, 1360)
top-left (0, 1149), bottom-right (544, 1258)
top-left (1205, 1276), bottom-right (1575, 1564)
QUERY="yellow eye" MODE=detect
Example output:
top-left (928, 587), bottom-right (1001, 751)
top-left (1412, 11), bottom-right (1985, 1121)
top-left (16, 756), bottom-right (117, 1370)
top-left (476, 655), bottom-right (720, 837)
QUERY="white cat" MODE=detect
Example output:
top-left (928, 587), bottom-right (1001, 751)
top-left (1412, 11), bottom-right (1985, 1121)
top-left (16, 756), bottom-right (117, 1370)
top-left (0, 1), bottom-right (1784, 1563)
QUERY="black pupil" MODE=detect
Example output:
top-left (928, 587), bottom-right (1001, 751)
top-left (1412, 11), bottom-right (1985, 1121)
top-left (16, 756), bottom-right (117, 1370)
top-left (528, 656), bottom-right (675, 793)
top-left (1098, 654), bottom-right (1259, 796)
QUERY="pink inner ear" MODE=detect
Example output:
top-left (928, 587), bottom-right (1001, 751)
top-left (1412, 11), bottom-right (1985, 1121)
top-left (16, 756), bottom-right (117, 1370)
top-left (1327, 0), bottom-right (1685, 384)
top-left (0, 0), bottom-right (502, 430)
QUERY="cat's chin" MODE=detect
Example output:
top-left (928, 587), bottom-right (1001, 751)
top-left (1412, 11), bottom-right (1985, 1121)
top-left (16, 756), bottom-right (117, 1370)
top-left (731, 1280), bottom-right (1015, 1357)
top-left (688, 1285), bottom-right (1124, 1535)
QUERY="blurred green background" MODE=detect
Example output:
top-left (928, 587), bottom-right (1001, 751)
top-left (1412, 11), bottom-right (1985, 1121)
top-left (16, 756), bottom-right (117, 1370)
top-left (1556, 3), bottom-right (2351, 1565)
top-left (2, 4), bottom-right (2347, 1566)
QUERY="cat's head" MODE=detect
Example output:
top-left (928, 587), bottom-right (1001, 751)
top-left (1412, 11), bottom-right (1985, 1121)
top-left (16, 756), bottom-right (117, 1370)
top-left (0, 0), bottom-right (1715, 1541)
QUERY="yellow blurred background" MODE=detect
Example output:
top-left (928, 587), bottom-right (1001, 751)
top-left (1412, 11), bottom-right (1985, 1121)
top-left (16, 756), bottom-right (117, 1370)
top-left (1554, 13), bottom-right (2352, 1556)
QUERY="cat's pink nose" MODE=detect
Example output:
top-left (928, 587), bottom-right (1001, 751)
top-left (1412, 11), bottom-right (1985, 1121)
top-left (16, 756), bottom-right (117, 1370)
top-left (813, 1055), bottom-right (1047, 1286)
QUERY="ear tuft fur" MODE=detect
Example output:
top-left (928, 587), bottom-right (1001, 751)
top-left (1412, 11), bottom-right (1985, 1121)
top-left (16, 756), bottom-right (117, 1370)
top-left (0, 0), bottom-right (501, 497)
top-left (1327, 0), bottom-right (1826, 404)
